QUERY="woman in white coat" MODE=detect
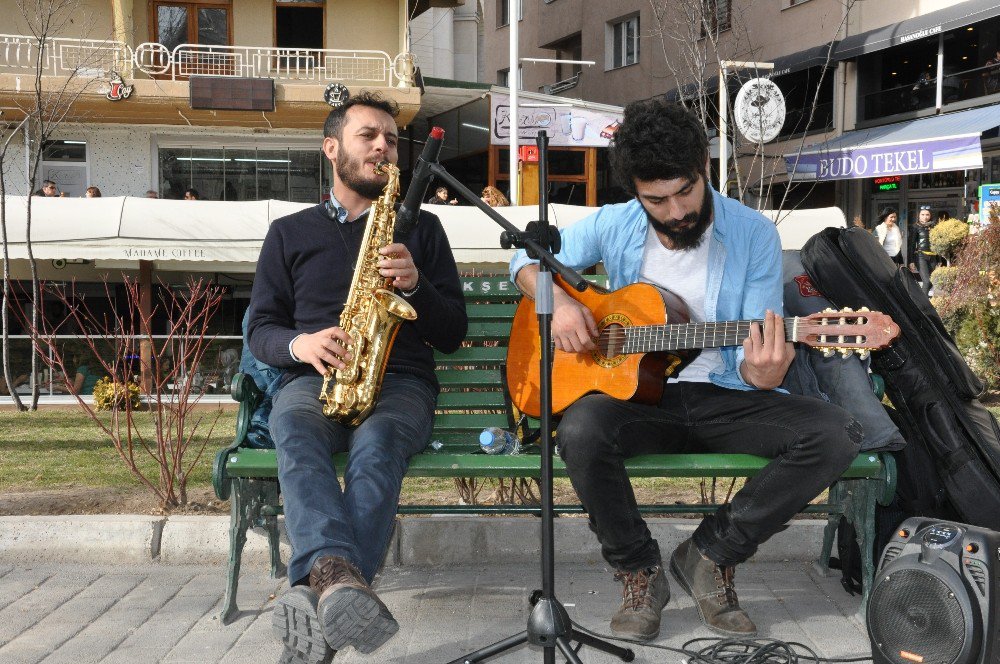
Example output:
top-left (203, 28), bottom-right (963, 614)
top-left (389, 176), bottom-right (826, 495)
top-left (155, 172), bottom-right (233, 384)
top-left (874, 207), bottom-right (904, 265)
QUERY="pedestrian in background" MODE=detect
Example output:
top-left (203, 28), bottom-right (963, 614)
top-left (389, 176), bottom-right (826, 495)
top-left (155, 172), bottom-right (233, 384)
top-left (85, 186), bottom-right (102, 198)
top-left (481, 185), bottom-right (510, 207)
top-left (875, 207), bottom-right (904, 265)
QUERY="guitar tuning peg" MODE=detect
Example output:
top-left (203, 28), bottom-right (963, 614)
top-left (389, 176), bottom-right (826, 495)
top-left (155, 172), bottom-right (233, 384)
top-left (858, 350), bottom-right (870, 360)
top-left (859, 306), bottom-right (870, 312)
top-left (840, 307), bottom-right (854, 313)
top-left (823, 307), bottom-right (837, 313)
top-left (840, 349), bottom-right (854, 358)
top-left (823, 348), bottom-right (836, 358)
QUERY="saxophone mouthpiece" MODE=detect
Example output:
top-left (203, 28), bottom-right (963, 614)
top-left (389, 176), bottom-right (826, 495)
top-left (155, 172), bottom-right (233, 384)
top-left (373, 160), bottom-right (390, 175)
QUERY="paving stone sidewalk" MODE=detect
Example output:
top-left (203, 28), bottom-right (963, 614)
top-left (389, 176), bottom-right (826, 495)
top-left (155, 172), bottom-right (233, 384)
top-left (0, 561), bottom-right (872, 663)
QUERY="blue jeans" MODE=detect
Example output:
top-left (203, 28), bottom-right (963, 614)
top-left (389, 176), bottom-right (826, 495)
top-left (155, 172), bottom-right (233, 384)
top-left (269, 372), bottom-right (436, 585)
top-left (556, 382), bottom-right (863, 570)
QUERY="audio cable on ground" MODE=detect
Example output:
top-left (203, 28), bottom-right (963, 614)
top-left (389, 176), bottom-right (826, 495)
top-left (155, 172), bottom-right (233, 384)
top-left (569, 620), bottom-right (874, 664)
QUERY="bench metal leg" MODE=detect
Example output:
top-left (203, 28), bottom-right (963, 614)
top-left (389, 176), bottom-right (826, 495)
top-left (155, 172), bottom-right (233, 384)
top-left (849, 477), bottom-right (879, 617)
top-left (261, 482), bottom-right (286, 580)
top-left (220, 477), bottom-right (271, 625)
top-left (813, 482), bottom-right (846, 578)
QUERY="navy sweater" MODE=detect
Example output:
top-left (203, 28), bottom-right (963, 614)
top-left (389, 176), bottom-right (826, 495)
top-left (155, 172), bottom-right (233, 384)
top-left (247, 204), bottom-right (467, 389)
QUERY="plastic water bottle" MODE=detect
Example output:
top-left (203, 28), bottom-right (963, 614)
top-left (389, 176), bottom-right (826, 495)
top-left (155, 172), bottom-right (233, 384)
top-left (479, 427), bottom-right (521, 455)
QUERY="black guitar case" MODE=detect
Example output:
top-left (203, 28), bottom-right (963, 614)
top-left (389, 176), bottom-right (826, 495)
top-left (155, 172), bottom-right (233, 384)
top-left (800, 227), bottom-right (1000, 530)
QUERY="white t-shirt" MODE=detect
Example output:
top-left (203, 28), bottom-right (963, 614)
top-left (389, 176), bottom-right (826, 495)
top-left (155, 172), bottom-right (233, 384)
top-left (637, 223), bottom-right (721, 383)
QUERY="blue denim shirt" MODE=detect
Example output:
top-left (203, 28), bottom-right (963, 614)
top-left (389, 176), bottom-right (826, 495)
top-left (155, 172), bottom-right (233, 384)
top-left (510, 187), bottom-right (782, 391)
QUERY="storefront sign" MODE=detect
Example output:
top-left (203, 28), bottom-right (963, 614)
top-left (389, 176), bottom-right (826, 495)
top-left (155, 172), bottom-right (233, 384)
top-left (981, 183), bottom-right (1000, 224)
top-left (123, 247), bottom-right (208, 260)
top-left (490, 93), bottom-right (622, 147)
top-left (874, 176), bottom-right (901, 191)
top-left (897, 24), bottom-right (942, 45)
top-left (788, 134), bottom-right (984, 181)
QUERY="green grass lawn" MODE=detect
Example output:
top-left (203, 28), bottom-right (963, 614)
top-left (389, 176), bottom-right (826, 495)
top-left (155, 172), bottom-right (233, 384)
top-left (4, 406), bottom-right (1000, 500)
top-left (0, 409), bottom-right (235, 491)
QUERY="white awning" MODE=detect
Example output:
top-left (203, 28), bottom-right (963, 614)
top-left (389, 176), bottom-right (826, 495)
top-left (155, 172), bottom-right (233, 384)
top-left (0, 196), bottom-right (600, 268)
top-left (0, 196), bottom-right (842, 270)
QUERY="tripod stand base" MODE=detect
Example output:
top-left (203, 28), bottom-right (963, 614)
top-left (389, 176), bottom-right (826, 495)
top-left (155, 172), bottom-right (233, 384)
top-left (447, 594), bottom-right (635, 664)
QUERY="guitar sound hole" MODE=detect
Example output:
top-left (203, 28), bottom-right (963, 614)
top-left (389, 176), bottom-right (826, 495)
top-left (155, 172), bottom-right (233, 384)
top-left (599, 324), bottom-right (626, 359)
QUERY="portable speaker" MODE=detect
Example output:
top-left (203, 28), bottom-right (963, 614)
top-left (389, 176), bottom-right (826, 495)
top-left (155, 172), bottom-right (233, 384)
top-left (866, 518), bottom-right (1000, 664)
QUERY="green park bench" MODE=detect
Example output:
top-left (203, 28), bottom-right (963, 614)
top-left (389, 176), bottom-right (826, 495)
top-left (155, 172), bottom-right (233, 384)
top-left (211, 275), bottom-right (896, 624)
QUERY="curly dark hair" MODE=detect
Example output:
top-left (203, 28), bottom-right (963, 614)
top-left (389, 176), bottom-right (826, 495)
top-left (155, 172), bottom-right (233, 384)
top-left (323, 91), bottom-right (400, 139)
top-left (609, 99), bottom-right (709, 195)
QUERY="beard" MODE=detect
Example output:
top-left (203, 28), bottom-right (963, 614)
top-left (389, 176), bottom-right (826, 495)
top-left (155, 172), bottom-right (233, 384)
top-left (645, 176), bottom-right (714, 250)
top-left (336, 149), bottom-right (387, 200)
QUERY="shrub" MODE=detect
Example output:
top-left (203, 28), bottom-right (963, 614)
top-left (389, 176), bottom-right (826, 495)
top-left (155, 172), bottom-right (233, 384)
top-left (930, 218), bottom-right (969, 263)
top-left (930, 265), bottom-right (958, 295)
top-left (951, 305), bottom-right (1000, 390)
top-left (92, 377), bottom-right (141, 411)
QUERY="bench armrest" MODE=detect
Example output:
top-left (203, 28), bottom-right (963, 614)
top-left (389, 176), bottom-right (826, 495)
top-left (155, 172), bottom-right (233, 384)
top-left (212, 373), bottom-right (264, 500)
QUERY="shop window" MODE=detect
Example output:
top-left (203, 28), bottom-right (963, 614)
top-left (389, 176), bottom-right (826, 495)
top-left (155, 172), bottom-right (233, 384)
top-left (158, 146), bottom-right (321, 202)
top-left (41, 140), bottom-right (88, 198)
top-left (857, 34), bottom-right (939, 121)
top-left (772, 66), bottom-right (835, 138)
top-left (275, 2), bottom-right (323, 50)
top-left (940, 18), bottom-right (1000, 105)
top-left (153, 2), bottom-right (231, 52)
top-left (608, 16), bottom-right (639, 70)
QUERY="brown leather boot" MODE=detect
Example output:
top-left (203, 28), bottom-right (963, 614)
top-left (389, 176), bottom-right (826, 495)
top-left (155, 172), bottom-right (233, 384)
top-left (609, 565), bottom-right (671, 640)
top-left (310, 556), bottom-right (399, 654)
top-left (669, 538), bottom-right (757, 637)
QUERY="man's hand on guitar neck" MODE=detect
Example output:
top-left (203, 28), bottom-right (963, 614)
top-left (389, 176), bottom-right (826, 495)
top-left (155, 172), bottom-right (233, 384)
top-left (740, 310), bottom-right (795, 390)
top-left (515, 264), bottom-right (599, 352)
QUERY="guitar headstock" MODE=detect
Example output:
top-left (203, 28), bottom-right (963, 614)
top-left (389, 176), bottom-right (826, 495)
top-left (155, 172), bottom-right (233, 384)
top-left (796, 308), bottom-right (900, 358)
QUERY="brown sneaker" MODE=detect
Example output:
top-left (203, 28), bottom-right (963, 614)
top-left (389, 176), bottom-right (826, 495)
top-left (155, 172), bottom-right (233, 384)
top-left (609, 565), bottom-right (671, 640)
top-left (669, 538), bottom-right (757, 637)
top-left (310, 556), bottom-right (399, 654)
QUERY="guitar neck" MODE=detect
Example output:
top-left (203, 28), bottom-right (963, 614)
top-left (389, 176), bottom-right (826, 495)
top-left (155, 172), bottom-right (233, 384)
top-left (620, 319), bottom-right (798, 353)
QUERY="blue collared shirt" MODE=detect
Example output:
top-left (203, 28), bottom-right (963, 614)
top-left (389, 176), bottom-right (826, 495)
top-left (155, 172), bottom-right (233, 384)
top-left (509, 187), bottom-right (783, 391)
top-left (326, 189), bottom-right (350, 224)
top-left (325, 189), bottom-right (371, 224)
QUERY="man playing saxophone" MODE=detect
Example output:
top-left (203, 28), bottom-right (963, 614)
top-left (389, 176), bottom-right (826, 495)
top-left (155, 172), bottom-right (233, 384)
top-left (247, 91), bottom-right (467, 664)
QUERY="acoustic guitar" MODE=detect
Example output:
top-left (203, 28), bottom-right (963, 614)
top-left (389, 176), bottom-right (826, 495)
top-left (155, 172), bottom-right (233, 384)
top-left (506, 275), bottom-right (901, 418)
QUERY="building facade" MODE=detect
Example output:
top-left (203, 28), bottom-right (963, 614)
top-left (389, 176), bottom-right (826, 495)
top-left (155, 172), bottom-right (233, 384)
top-left (0, 0), bottom-right (456, 400)
top-left (481, 0), bottom-right (1000, 242)
top-left (0, 0), bottom-right (431, 199)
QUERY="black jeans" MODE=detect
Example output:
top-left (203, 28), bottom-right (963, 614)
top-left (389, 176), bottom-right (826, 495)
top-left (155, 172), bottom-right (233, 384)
top-left (917, 252), bottom-right (937, 296)
top-left (556, 382), bottom-right (863, 571)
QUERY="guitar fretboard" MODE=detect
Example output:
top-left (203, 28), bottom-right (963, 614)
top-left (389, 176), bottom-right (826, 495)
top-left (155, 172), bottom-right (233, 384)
top-left (614, 319), bottom-right (798, 353)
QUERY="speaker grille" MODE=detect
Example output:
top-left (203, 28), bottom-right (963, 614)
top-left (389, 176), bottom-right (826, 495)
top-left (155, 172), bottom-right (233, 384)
top-left (869, 569), bottom-right (967, 664)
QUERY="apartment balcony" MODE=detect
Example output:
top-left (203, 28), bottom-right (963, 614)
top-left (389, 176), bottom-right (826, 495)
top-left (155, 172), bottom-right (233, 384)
top-left (0, 34), bottom-right (421, 129)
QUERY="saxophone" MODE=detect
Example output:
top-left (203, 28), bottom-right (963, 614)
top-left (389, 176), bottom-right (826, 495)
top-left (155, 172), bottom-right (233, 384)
top-left (320, 161), bottom-right (418, 425)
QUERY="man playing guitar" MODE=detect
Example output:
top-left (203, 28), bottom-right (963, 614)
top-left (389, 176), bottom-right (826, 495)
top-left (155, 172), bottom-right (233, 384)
top-left (510, 100), bottom-right (863, 641)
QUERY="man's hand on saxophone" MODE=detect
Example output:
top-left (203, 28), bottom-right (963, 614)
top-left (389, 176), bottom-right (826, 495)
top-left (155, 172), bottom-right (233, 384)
top-left (378, 242), bottom-right (418, 291)
top-left (291, 327), bottom-right (354, 376)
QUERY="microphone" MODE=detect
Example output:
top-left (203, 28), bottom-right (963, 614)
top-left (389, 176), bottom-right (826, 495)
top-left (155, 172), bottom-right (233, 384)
top-left (396, 126), bottom-right (445, 234)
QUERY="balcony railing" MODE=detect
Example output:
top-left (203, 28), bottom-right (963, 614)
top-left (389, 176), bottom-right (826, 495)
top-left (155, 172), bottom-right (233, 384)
top-left (0, 33), bottom-right (133, 78)
top-left (0, 34), bottom-right (416, 88)
top-left (133, 43), bottom-right (414, 87)
top-left (540, 72), bottom-right (580, 95)
top-left (862, 62), bottom-right (1000, 122)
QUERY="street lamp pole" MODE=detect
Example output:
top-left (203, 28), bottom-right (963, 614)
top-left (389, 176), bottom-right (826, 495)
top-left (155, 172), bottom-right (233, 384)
top-left (718, 60), bottom-right (773, 197)
top-left (509, 0), bottom-right (519, 204)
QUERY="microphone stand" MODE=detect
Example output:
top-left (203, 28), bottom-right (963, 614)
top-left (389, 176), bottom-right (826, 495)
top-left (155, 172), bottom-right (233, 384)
top-left (427, 132), bottom-right (634, 664)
